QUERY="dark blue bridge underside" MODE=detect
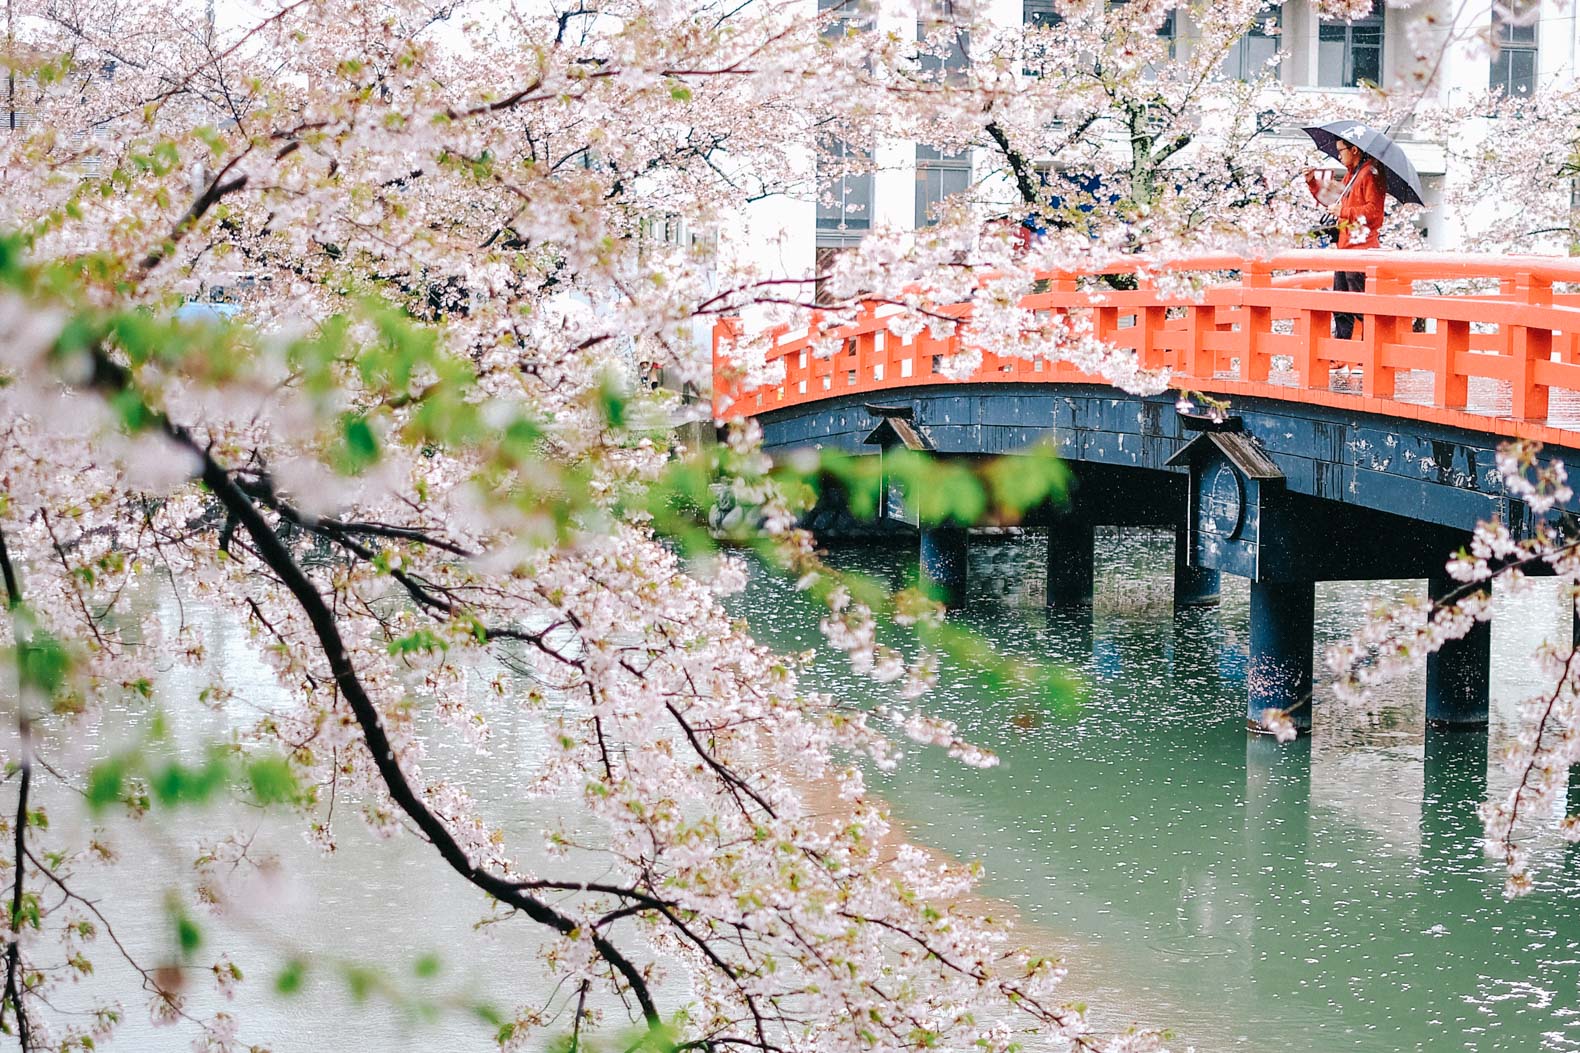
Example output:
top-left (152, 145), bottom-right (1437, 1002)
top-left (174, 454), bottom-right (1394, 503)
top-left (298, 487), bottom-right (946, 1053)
top-left (758, 384), bottom-right (1580, 581)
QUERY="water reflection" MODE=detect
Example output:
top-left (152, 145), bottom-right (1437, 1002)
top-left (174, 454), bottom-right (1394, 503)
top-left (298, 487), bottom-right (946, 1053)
top-left (49, 591), bottom-right (677, 1051)
top-left (735, 529), bottom-right (1580, 1051)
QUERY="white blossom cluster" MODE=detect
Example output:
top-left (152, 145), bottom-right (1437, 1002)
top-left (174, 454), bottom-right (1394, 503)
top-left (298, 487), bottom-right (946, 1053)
top-left (0, 0), bottom-right (1529, 1048)
top-left (1325, 440), bottom-right (1580, 899)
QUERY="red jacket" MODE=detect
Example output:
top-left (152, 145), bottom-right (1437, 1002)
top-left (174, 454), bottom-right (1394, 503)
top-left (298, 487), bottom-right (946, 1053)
top-left (1307, 160), bottom-right (1386, 249)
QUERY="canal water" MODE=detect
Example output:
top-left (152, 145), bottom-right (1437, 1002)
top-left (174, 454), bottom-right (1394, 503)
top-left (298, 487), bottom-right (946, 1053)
top-left (38, 528), bottom-right (1580, 1050)
top-left (736, 529), bottom-right (1580, 1052)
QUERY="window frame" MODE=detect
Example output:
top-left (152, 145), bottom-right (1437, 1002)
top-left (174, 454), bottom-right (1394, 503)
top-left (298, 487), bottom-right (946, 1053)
top-left (1490, 2), bottom-right (1539, 96)
top-left (816, 134), bottom-right (874, 241)
top-left (1220, 7), bottom-right (1283, 82)
top-left (918, 0), bottom-right (970, 84)
top-left (1317, 1), bottom-right (1385, 89)
top-left (914, 145), bottom-right (973, 228)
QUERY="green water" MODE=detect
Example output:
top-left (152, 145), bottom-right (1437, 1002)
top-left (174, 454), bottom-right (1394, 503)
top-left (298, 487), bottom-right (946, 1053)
top-left (43, 528), bottom-right (1580, 1051)
top-left (736, 529), bottom-right (1580, 1052)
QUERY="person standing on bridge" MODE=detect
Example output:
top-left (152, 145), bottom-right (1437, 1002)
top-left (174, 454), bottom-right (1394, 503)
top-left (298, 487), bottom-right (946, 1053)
top-left (1306, 137), bottom-right (1387, 341)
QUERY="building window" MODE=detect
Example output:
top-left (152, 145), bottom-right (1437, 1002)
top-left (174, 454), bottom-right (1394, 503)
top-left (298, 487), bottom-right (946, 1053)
top-left (918, 0), bottom-right (970, 83)
top-left (1221, 9), bottom-right (1282, 81)
top-left (1023, 0), bottom-right (1175, 74)
top-left (1490, 3), bottom-right (1538, 96)
top-left (819, 0), bottom-right (873, 38)
top-left (1318, 1), bottom-right (1383, 88)
top-left (1023, 0), bottom-right (1060, 29)
top-left (1022, 0), bottom-right (1062, 75)
top-left (817, 135), bottom-right (873, 239)
top-left (915, 145), bottom-right (972, 227)
top-left (1155, 9), bottom-right (1176, 42)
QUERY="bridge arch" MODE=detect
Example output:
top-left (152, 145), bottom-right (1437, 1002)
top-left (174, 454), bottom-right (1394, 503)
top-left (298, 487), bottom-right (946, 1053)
top-left (713, 251), bottom-right (1580, 734)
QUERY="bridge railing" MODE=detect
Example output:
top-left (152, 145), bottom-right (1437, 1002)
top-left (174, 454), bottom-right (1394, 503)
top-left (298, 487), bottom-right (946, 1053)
top-left (712, 250), bottom-right (1580, 443)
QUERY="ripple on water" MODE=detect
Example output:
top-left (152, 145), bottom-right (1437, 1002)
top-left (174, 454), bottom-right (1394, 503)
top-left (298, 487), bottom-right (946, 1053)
top-left (734, 529), bottom-right (1580, 1052)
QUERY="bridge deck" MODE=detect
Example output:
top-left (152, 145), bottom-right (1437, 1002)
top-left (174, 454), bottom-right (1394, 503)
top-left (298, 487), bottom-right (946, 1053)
top-left (714, 250), bottom-right (1580, 447)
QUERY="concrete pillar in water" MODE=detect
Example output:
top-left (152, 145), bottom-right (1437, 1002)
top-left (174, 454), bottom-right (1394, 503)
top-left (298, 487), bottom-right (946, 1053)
top-left (1046, 518), bottom-right (1094, 607)
top-left (1173, 523), bottom-right (1221, 608)
top-left (1248, 579), bottom-right (1315, 733)
top-left (1425, 577), bottom-right (1491, 729)
top-left (919, 524), bottom-right (969, 608)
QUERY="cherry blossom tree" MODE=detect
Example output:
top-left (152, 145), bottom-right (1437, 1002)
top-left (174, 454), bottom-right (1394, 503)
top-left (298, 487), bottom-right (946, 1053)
top-left (0, 0), bottom-right (1551, 1050)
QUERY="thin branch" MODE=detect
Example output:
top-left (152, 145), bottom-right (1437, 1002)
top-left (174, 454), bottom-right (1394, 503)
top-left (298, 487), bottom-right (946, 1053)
top-left (0, 518), bottom-right (30, 1050)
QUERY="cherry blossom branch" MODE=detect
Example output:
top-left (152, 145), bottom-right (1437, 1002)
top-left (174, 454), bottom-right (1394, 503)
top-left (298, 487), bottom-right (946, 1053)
top-left (1, 745), bottom-right (29, 1051)
top-left (232, 476), bottom-right (476, 557)
top-left (74, 346), bottom-right (664, 1029)
top-left (132, 152), bottom-right (252, 282)
top-left (22, 848), bottom-right (204, 1030)
top-left (192, 433), bottom-right (663, 1026)
top-left (0, 518), bottom-right (30, 1050)
top-left (1495, 643), bottom-right (1580, 876)
top-left (229, 475), bottom-right (582, 667)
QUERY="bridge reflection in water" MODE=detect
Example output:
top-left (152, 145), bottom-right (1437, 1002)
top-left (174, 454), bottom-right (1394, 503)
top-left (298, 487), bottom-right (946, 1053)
top-left (716, 250), bottom-right (1580, 736)
top-left (730, 537), bottom-right (1580, 1052)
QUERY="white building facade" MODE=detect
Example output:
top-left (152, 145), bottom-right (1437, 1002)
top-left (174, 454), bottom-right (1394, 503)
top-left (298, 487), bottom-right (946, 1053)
top-left (732, 0), bottom-right (1580, 292)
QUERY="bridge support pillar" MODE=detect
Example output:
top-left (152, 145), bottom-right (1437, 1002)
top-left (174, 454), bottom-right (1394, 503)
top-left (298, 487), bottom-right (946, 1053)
top-left (1046, 519), bottom-right (1094, 607)
top-left (920, 524), bottom-right (969, 609)
top-left (1426, 577), bottom-right (1491, 729)
top-left (1173, 525), bottom-right (1220, 608)
top-left (1248, 579), bottom-right (1314, 734)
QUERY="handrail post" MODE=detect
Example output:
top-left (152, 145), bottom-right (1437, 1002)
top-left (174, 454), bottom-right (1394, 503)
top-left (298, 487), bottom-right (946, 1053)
top-left (773, 323), bottom-right (796, 406)
top-left (1511, 271), bottom-right (1554, 420)
top-left (1360, 266), bottom-right (1402, 400)
top-left (1053, 271), bottom-right (1079, 374)
top-left (1243, 261), bottom-right (1273, 383)
top-left (1293, 267), bottom-right (1331, 390)
top-left (1184, 298), bottom-right (1214, 382)
top-left (711, 316), bottom-right (744, 419)
top-left (1135, 274), bottom-right (1167, 372)
top-left (1434, 317), bottom-right (1470, 409)
top-left (854, 301), bottom-right (875, 387)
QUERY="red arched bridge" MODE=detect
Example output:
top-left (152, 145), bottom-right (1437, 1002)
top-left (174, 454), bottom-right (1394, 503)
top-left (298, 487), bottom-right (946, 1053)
top-left (711, 250), bottom-right (1580, 735)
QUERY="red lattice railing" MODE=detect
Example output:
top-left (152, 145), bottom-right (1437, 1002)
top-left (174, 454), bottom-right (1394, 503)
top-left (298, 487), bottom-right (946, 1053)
top-left (712, 250), bottom-right (1580, 445)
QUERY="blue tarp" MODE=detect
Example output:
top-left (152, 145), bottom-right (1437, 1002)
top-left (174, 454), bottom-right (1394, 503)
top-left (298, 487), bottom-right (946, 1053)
top-left (1021, 170), bottom-right (1112, 237)
top-left (174, 300), bottom-right (241, 324)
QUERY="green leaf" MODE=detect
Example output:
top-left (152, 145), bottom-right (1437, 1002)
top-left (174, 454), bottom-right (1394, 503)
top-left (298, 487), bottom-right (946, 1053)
top-left (176, 914), bottom-right (202, 957)
top-left (499, 417), bottom-right (542, 464)
top-left (472, 1003), bottom-right (506, 1028)
top-left (598, 379), bottom-right (627, 428)
top-left (387, 629), bottom-right (447, 657)
top-left (414, 953), bottom-right (441, 978)
top-left (0, 235), bottom-right (23, 284)
top-left (85, 759), bottom-right (127, 812)
top-left (343, 965), bottom-right (376, 1003)
top-left (275, 959), bottom-right (307, 995)
top-left (18, 624), bottom-right (70, 697)
top-left (335, 414), bottom-right (380, 474)
top-left (983, 444), bottom-right (1069, 518)
top-left (107, 388), bottom-right (154, 432)
top-left (149, 753), bottom-right (229, 807)
top-left (246, 756), bottom-right (299, 805)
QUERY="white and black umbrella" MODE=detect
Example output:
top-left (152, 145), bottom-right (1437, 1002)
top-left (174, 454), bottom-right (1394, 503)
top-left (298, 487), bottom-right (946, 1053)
top-left (1303, 120), bottom-right (1425, 206)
